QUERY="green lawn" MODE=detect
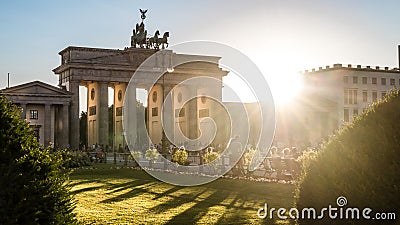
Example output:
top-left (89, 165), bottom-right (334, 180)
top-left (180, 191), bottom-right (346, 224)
top-left (70, 164), bottom-right (295, 224)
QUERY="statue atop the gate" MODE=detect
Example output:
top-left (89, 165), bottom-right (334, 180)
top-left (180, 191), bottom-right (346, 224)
top-left (131, 9), bottom-right (169, 49)
top-left (140, 9), bottom-right (147, 21)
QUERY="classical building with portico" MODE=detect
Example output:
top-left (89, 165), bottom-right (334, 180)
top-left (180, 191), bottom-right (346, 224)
top-left (52, 46), bottom-right (227, 150)
top-left (0, 81), bottom-right (71, 147)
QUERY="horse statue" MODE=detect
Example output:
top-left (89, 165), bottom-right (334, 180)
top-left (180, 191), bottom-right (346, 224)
top-left (147, 30), bottom-right (160, 49)
top-left (156, 32), bottom-right (169, 49)
top-left (131, 22), bottom-right (147, 48)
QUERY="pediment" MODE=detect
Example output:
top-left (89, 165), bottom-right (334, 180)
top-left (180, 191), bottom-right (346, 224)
top-left (1, 81), bottom-right (71, 96)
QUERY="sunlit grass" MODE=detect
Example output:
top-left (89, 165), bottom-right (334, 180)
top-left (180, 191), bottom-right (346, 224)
top-left (70, 164), bottom-right (295, 224)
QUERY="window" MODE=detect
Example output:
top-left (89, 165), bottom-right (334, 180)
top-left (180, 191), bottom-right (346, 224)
top-left (353, 76), bottom-right (358, 84)
top-left (118, 90), bottom-right (123, 102)
top-left (381, 78), bottom-right (386, 85)
top-left (199, 108), bottom-right (209, 118)
top-left (177, 92), bottom-right (182, 103)
top-left (89, 106), bottom-right (96, 116)
top-left (390, 78), bottom-right (395, 86)
top-left (362, 77), bottom-right (367, 84)
top-left (353, 90), bottom-right (358, 104)
top-left (175, 108), bottom-right (185, 118)
top-left (372, 91), bottom-right (378, 101)
top-left (116, 107), bottom-right (123, 117)
top-left (152, 107), bottom-right (158, 117)
top-left (343, 76), bottom-right (348, 83)
top-left (372, 77), bottom-right (377, 84)
top-left (30, 125), bottom-right (40, 142)
top-left (201, 96), bottom-right (207, 104)
top-left (382, 92), bottom-right (386, 98)
top-left (344, 89), bottom-right (358, 104)
top-left (362, 91), bottom-right (368, 102)
top-left (30, 110), bottom-right (38, 119)
top-left (90, 88), bottom-right (95, 100)
top-left (344, 108), bottom-right (349, 122)
top-left (152, 91), bottom-right (157, 103)
top-left (354, 109), bottom-right (359, 115)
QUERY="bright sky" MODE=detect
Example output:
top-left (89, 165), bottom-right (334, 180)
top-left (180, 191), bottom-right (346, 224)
top-left (1, 0), bottom-right (399, 109)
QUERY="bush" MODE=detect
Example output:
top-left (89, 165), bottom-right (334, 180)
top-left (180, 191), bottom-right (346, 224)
top-left (0, 96), bottom-right (77, 224)
top-left (129, 151), bottom-right (142, 161)
top-left (296, 91), bottom-right (400, 224)
top-left (55, 149), bottom-right (91, 169)
top-left (203, 151), bottom-right (219, 172)
top-left (243, 148), bottom-right (256, 166)
top-left (129, 151), bottom-right (141, 167)
top-left (204, 151), bottom-right (219, 164)
top-left (172, 148), bottom-right (189, 166)
top-left (145, 148), bottom-right (159, 163)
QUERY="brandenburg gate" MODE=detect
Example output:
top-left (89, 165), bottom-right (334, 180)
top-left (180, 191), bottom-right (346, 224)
top-left (53, 10), bottom-right (228, 150)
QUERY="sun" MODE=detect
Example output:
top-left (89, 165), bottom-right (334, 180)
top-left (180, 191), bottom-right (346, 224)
top-left (221, 67), bottom-right (303, 105)
top-left (253, 48), bottom-right (306, 106)
top-left (266, 70), bottom-right (304, 105)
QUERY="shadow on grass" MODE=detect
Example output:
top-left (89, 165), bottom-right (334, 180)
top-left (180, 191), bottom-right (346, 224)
top-left (70, 165), bottom-right (295, 225)
top-left (213, 193), bottom-right (294, 225)
top-left (71, 179), bottom-right (151, 196)
top-left (160, 188), bottom-right (290, 225)
top-left (106, 179), bottom-right (152, 194)
top-left (149, 189), bottom-right (208, 214)
top-left (164, 190), bottom-right (230, 225)
top-left (152, 186), bottom-right (182, 200)
top-left (70, 179), bottom-right (103, 186)
top-left (72, 185), bottom-right (106, 195)
top-left (213, 194), bottom-right (263, 225)
top-left (100, 182), bottom-right (158, 203)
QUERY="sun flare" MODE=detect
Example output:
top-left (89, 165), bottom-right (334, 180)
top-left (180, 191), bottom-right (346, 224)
top-left (266, 70), bottom-right (304, 105)
top-left (222, 68), bottom-right (304, 105)
top-left (255, 48), bottom-right (306, 106)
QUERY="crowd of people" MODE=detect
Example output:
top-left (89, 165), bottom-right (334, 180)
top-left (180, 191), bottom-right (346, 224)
top-left (79, 140), bottom-right (317, 174)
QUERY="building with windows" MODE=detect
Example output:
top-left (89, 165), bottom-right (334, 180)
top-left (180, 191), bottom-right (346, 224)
top-left (286, 63), bottom-right (400, 146)
top-left (0, 81), bottom-right (72, 147)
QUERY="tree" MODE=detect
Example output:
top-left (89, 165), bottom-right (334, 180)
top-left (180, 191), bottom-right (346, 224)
top-left (296, 91), bottom-right (400, 225)
top-left (0, 96), bottom-right (77, 224)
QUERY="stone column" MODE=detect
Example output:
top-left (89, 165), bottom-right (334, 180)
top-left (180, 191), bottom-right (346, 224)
top-left (69, 81), bottom-right (80, 150)
top-left (98, 81), bottom-right (109, 147)
top-left (113, 83), bottom-right (128, 149)
top-left (162, 84), bottom-right (174, 143)
top-left (126, 83), bottom-right (136, 148)
top-left (21, 103), bottom-right (27, 119)
top-left (43, 104), bottom-right (51, 146)
top-left (62, 103), bottom-right (70, 148)
top-left (188, 88), bottom-right (198, 140)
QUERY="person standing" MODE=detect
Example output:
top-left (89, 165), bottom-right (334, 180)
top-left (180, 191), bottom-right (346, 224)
top-left (228, 136), bottom-right (245, 176)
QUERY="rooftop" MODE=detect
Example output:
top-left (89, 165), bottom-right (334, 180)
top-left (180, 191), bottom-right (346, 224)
top-left (303, 63), bottom-right (400, 74)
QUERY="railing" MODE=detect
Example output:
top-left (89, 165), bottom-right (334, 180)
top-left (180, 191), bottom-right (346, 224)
top-left (86, 151), bottom-right (132, 165)
top-left (85, 151), bottom-right (301, 180)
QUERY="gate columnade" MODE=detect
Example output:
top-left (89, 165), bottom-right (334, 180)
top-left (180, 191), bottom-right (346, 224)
top-left (53, 47), bottom-right (227, 150)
